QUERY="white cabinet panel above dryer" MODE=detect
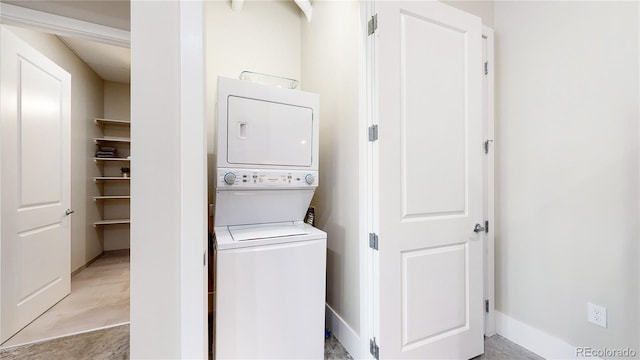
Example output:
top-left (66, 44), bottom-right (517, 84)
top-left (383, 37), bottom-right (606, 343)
top-left (227, 96), bottom-right (313, 167)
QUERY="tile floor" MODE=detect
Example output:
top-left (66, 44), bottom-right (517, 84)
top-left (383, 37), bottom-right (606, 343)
top-left (324, 334), bottom-right (354, 360)
top-left (475, 335), bottom-right (544, 360)
top-left (0, 324), bottom-right (543, 360)
top-left (0, 251), bottom-right (130, 348)
top-left (0, 324), bottom-right (129, 360)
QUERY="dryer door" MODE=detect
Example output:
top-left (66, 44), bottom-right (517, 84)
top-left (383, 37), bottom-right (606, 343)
top-left (226, 96), bottom-right (313, 167)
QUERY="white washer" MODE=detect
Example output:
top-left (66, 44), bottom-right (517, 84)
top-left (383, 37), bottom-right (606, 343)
top-left (213, 77), bottom-right (326, 359)
top-left (215, 222), bottom-right (326, 359)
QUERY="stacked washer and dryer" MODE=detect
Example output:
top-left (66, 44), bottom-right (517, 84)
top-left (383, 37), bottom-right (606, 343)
top-left (213, 77), bottom-right (327, 359)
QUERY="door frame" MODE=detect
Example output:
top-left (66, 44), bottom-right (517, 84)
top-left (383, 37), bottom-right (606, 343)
top-left (361, 4), bottom-right (496, 357)
top-left (360, 0), bottom-right (377, 358)
top-left (482, 25), bottom-right (496, 337)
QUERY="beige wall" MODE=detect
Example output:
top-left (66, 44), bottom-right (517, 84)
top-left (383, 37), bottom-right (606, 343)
top-left (300, 0), bottom-right (363, 343)
top-left (103, 81), bottom-right (131, 251)
top-left (104, 81), bottom-right (130, 120)
top-left (205, 0), bottom-right (302, 206)
top-left (495, 1), bottom-right (639, 352)
top-left (6, 25), bottom-right (105, 273)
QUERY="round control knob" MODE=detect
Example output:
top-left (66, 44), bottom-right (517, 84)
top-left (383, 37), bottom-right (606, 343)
top-left (223, 172), bottom-right (236, 185)
top-left (305, 174), bottom-right (315, 185)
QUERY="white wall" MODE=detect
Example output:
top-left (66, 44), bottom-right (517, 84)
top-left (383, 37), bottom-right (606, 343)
top-left (103, 81), bottom-right (131, 251)
top-left (5, 25), bottom-right (105, 273)
top-left (495, 1), bottom-right (639, 354)
top-left (205, 0), bottom-right (301, 208)
top-left (131, 1), bottom-right (207, 357)
top-left (130, 1), bottom-right (181, 356)
top-left (299, 0), bottom-right (363, 353)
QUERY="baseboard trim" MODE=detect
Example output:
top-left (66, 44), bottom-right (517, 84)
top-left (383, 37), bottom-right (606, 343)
top-left (495, 311), bottom-right (603, 360)
top-left (325, 304), bottom-right (361, 359)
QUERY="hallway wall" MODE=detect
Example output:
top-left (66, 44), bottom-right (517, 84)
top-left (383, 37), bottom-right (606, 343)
top-left (494, 1), bottom-right (639, 353)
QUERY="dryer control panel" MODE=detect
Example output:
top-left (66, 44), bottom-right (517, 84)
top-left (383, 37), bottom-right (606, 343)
top-left (217, 168), bottom-right (319, 189)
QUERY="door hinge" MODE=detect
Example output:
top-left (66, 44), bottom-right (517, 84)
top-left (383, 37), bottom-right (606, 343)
top-left (369, 125), bottom-right (379, 142)
top-left (484, 139), bottom-right (493, 154)
top-left (369, 233), bottom-right (379, 250)
top-left (370, 337), bottom-right (380, 360)
top-left (368, 14), bottom-right (378, 36)
top-left (485, 299), bottom-right (490, 313)
top-left (484, 61), bottom-right (489, 75)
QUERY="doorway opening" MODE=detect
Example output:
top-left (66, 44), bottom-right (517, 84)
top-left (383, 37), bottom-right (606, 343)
top-left (0, 2), bottom-right (131, 349)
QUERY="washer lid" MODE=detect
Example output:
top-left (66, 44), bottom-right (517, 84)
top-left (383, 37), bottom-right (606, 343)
top-left (228, 222), bottom-right (310, 241)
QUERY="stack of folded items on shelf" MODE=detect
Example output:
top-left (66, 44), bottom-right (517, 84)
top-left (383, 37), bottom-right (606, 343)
top-left (95, 146), bottom-right (118, 158)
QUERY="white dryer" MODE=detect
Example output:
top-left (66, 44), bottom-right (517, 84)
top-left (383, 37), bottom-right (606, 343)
top-left (213, 77), bottom-right (326, 359)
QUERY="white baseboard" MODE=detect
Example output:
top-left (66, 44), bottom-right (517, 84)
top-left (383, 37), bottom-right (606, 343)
top-left (495, 311), bottom-right (603, 360)
top-left (326, 304), bottom-right (361, 359)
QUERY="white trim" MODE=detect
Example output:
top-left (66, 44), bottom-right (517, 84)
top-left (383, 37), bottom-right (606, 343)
top-left (179, 1), bottom-right (207, 358)
top-left (496, 311), bottom-right (602, 360)
top-left (636, 2), bottom-right (640, 350)
top-left (0, 3), bottom-right (130, 47)
top-left (366, 0), bottom-right (381, 358)
top-left (360, 0), bottom-right (375, 359)
top-left (482, 25), bottom-right (496, 337)
top-left (326, 304), bottom-right (362, 359)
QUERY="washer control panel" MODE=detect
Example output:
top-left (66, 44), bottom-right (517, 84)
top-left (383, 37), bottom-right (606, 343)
top-left (217, 169), bottom-right (319, 188)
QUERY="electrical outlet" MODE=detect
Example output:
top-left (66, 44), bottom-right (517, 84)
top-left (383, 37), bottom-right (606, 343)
top-left (587, 302), bottom-right (607, 328)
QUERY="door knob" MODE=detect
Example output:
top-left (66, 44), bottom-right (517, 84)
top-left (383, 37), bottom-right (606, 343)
top-left (473, 223), bottom-right (485, 233)
top-left (65, 209), bottom-right (75, 216)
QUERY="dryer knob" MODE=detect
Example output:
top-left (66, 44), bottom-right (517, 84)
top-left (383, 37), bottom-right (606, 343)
top-left (305, 174), bottom-right (315, 185)
top-left (223, 172), bottom-right (236, 185)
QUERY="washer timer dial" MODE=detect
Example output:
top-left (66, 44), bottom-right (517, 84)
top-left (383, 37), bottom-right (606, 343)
top-left (223, 172), bottom-right (237, 185)
top-left (305, 174), bottom-right (315, 185)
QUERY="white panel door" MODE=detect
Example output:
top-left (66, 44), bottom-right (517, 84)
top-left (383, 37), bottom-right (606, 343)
top-left (375, 2), bottom-right (484, 358)
top-left (0, 27), bottom-right (71, 343)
